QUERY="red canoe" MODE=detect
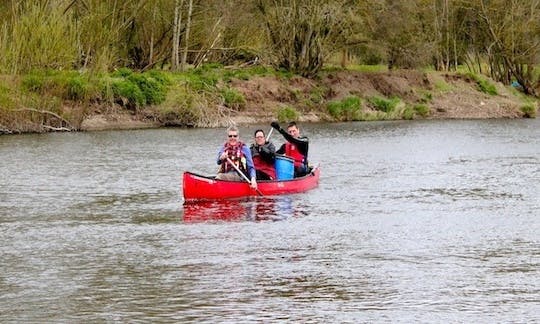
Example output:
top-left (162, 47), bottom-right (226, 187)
top-left (182, 166), bottom-right (320, 201)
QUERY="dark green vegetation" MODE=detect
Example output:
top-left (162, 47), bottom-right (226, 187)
top-left (0, 0), bottom-right (539, 133)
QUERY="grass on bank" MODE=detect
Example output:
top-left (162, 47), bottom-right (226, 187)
top-left (0, 64), bottom-right (536, 134)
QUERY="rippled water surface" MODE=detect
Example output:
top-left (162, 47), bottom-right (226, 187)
top-left (1, 120), bottom-right (539, 322)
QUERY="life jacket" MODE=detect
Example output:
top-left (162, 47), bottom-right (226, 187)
top-left (285, 142), bottom-right (306, 167)
top-left (252, 153), bottom-right (276, 180)
top-left (220, 141), bottom-right (247, 174)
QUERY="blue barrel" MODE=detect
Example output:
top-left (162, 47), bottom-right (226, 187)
top-left (274, 155), bottom-right (294, 180)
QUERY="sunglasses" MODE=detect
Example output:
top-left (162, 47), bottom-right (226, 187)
top-left (228, 134), bottom-right (238, 138)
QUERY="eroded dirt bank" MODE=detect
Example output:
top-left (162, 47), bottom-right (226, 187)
top-left (80, 70), bottom-right (534, 131)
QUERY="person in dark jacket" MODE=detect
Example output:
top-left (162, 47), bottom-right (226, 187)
top-left (271, 121), bottom-right (309, 177)
top-left (250, 129), bottom-right (276, 180)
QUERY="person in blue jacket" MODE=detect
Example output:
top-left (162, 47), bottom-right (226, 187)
top-left (216, 125), bottom-right (257, 189)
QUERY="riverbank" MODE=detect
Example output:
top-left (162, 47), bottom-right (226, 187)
top-left (80, 69), bottom-right (538, 131)
top-left (1, 67), bottom-right (537, 134)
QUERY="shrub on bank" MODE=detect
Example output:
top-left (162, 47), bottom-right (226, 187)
top-left (368, 96), bottom-right (400, 113)
top-left (103, 69), bottom-right (170, 109)
top-left (277, 106), bottom-right (299, 122)
top-left (327, 96), bottom-right (362, 121)
top-left (221, 88), bottom-right (246, 110)
top-left (462, 72), bottom-right (498, 95)
top-left (520, 104), bottom-right (537, 118)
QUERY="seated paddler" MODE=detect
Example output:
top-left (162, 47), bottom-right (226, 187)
top-left (216, 125), bottom-right (257, 189)
top-left (271, 121), bottom-right (309, 177)
top-left (250, 129), bottom-right (276, 180)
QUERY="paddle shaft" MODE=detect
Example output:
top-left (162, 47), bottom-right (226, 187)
top-left (266, 128), bottom-right (273, 142)
top-left (226, 157), bottom-right (263, 196)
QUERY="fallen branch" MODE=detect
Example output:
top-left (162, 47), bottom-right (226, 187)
top-left (15, 108), bottom-right (75, 131)
top-left (41, 125), bottom-right (74, 132)
top-left (0, 124), bottom-right (13, 134)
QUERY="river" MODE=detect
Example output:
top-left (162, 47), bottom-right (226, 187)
top-left (1, 119), bottom-right (539, 322)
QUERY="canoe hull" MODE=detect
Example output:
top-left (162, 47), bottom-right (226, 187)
top-left (182, 167), bottom-right (320, 201)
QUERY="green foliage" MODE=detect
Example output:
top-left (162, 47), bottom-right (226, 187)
top-left (21, 72), bottom-right (47, 92)
top-left (0, 2), bottom-right (77, 73)
top-left (146, 70), bottom-right (172, 86)
top-left (401, 103), bottom-right (430, 120)
top-left (0, 83), bottom-right (15, 109)
top-left (520, 104), bottom-right (537, 118)
top-left (327, 96), bottom-right (362, 121)
top-left (276, 106), bottom-right (299, 122)
top-left (463, 72), bottom-right (498, 95)
top-left (433, 79), bottom-right (453, 92)
top-left (369, 96), bottom-right (400, 112)
top-left (418, 91), bottom-right (433, 103)
top-left (21, 70), bottom-right (91, 101)
top-left (112, 68), bottom-right (134, 78)
top-left (157, 86), bottom-right (198, 126)
top-left (414, 104), bottom-right (430, 117)
top-left (182, 68), bottom-right (219, 91)
top-left (127, 73), bottom-right (167, 105)
top-left (477, 79), bottom-right (498, 95)
top-left (111, 79), bottom-right (146, 108)
top-left (221, 88), bottom-right (246, 110)
top-left (274, 68), bottom-right (295, 79)
top-left (103, 70), bottom-right (169, 108)
top-left (402, 106), bottom-right (415, 120)
top-left (66, 75), bottom-right (89, 101)
top-left (347, 65), bottom-right (388, 73)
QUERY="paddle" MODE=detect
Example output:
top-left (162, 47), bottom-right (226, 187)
top-left (265, 127), bottom-right (273, 142)
top-left (226, 157), bottom-right (263, 196)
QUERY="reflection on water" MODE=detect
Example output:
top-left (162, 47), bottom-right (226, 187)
top-left (182, 196), bottom-right (300, 223)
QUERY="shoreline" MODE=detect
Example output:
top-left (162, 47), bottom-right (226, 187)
top-left (1, 69), bottom-right (537, 135)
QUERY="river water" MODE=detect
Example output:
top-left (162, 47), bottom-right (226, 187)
top-left (1, 120), bottom-right (539, 322)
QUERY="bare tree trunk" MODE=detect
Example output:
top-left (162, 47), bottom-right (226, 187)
top-left (181, 0), bottom-right (193, 71)
top-left (149, 5), bottom-right (156, 66)
top-left (171, 0), bottom-right (183, 71)
top-left (444, 0), bottom-right (450, 71)
top-left (340, 48), bottom-right (348, 68)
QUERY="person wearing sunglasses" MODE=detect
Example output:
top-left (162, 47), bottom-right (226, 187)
top-left (249, 129), bottom-right (276, 180)
top-left (271, 121), bottom-right (309, 177)
top-left (216, 125), bottom-right (257, 189)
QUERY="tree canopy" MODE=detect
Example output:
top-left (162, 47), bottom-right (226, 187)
top-left (0, 0), bottom-right (539, 94)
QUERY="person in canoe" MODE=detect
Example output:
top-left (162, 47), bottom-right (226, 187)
top-left (250, 129), bottom-right (276, 180)
top-left (271, 121), bottom-right (309, 177)
top-left (216, 125), bottom-right (257, 189)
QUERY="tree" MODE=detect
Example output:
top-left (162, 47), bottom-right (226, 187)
top-left (371, 0), bottom-right (436, 69)
top-left (256, 0), bottom-right (349, 77)
top-left (474, 0), bottom-right (540, 95)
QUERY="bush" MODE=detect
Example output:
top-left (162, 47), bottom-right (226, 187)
top-left (0, 84), bottom-right (15, 110)
top-left (66, 76), bottom-right (89, 101)
top-left (520, 104), bottom-right (537, 118)
top-left (477, 78), bottom-right (498, 95)
top-left (184, 73), bottom-right (218, 91)
top-left (464, 72), bottom-right (498, 95)
top-left (327, 96), bottom-right (362, 121)
top-left (277, 106), bottom-right (299, 122)
top-left (413, 104), bottom-right (430, 117)
top-left (402, 106), bottom-right (415, 120)
top-left (221, 88), bottom-right (246, 110)
top-left (21, 72), bottom-right (46, 92)
top-left (111, 79), bottom-right (146, 108)
top-left (112, 68), bottom-right (133, 78)
top-left (127, 73), bottom-right (167, 105)
top-left (369, 96), bottom-right (400, 113)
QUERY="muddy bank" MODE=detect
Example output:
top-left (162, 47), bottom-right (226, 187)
top-left (1, 69), bottom-right (535, 134)
top-left (81, 70), bottom-right (533, 132)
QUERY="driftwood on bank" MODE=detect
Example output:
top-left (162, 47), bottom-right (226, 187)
top-left (14, 108), bottom-right (76, 132)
